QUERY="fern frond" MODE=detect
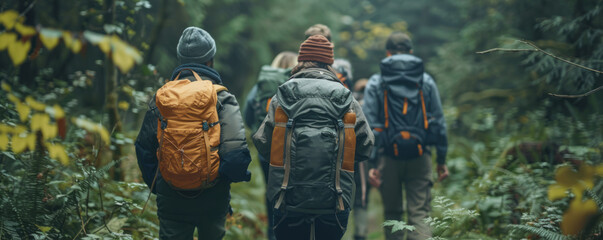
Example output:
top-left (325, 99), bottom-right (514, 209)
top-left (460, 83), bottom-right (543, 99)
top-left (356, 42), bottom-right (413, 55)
top-left (507, 224), bottom-right (570, 240)
top-left (383, 220), bottom-right (416, 233)
top-left (586, 189), bottom-right (603, 212)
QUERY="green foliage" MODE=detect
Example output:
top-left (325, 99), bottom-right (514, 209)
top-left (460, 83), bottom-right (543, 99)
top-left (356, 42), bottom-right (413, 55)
top-left (382, 220), bottom-right (416, 234)
top-left (508, 225), bottom-right (571, 240)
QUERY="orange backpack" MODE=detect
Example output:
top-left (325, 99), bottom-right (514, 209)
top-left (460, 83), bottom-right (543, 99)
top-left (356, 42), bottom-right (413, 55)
top-left (154, 70), bottom-right (227, 191)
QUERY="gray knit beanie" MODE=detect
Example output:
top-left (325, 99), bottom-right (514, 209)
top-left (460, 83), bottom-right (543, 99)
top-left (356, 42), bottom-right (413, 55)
top-left (177, 27), bottom-right (216, 64)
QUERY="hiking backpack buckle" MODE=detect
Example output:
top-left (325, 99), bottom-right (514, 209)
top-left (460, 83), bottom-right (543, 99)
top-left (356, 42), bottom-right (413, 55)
top-left (202, 121), bottom-right (209, 131)
top-left (286, 119), bottom-right (293, 128)
top-left (160, 119), bottom-right (168, 130)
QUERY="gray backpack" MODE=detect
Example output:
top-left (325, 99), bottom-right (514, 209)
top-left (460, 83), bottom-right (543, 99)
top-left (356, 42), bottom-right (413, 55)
top-left (266, 69), bottom-right (357, 214)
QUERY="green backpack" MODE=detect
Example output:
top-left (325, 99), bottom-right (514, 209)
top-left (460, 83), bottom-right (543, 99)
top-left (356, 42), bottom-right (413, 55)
top-left (253, 65), bottom-right (290, 130)
top-left (267, 69), bottom-right (357, 214)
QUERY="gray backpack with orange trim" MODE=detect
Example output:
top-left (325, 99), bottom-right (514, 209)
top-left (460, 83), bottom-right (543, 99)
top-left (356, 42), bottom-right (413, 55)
top-left (266, 69), bottom-right (357, 214)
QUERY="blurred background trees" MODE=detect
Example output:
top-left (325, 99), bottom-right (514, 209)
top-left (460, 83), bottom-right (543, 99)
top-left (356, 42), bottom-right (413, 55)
top-left (0, 0), bottom-right (601, 239)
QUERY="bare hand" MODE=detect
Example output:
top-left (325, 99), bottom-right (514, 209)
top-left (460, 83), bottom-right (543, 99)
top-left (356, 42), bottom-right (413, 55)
top-left (368, 168), bottom-right (382, 188)
top-left (437, 164), bottom-right (449, 182)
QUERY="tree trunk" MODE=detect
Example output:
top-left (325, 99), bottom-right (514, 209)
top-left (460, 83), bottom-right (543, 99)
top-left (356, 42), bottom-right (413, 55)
top-left (103, 0), bottom-right (123, 181)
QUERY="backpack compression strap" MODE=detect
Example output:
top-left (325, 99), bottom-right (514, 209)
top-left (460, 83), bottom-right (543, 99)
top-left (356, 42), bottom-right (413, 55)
top-left (274, 115), bottom-right (294, 210)
top-left (383, 89), bottom-right (389, 128)
top-left (335, 119), bottom-right (346, 211)
top-left (419, 89), bottom-right (428, 129)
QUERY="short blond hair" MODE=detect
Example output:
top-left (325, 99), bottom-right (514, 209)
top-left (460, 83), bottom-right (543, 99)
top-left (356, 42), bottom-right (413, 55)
top-left (304, 24), bottom-right (332, 41)
top-left (270, 51), bottom-right (298, 69)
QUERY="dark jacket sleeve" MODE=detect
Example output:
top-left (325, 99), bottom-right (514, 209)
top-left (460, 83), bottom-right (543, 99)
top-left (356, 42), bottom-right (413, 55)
top-left (252, 96), bottom-right (278, 160)
top-left (424, 74), bottom-right (448, 165)
top-left (135, 104), bottom-right (159, 193)
top-left (351, 100), bottom-right (374, 162)
top-left (243, 85), bottom-right (258, 130)
top-left (217, 90), bottom-right (252, 182)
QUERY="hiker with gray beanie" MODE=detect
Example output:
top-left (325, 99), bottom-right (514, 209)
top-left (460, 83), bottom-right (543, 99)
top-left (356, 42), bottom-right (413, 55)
top-left (135, 26), bottom-right (252, 240)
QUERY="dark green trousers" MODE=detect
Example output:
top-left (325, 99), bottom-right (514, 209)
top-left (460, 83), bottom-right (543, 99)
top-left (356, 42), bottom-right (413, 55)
top-left (156, 177), bottom-right (230, 240)
top-left (379, 154), bottom-right (433, 240)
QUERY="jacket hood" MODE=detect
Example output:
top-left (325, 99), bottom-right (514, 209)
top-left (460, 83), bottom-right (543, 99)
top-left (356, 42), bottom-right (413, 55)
top-left (277, 68), bottom-right (352, 119)
top-left (380, 54), bottom-right (424, 102)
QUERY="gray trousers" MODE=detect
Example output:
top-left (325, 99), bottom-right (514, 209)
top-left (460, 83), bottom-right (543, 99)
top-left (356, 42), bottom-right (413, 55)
top-left (379, 154), bottom-right (433, 240)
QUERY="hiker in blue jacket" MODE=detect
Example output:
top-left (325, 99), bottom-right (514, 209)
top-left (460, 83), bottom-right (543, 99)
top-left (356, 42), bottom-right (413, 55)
top-left (363, 32), bottom-right (449, 240)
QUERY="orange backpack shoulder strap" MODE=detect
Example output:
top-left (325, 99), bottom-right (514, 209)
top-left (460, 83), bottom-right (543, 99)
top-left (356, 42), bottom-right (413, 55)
top-left (214, 84), bottom-right (228, 93)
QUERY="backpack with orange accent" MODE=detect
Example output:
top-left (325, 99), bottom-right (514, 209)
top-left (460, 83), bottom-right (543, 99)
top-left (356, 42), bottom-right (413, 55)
top-left (266, 69), bottom-right (357, 214)
top-left (381, 77), bottom-right (429, 160)
top-left (153, 70), bottom-right (227, 191)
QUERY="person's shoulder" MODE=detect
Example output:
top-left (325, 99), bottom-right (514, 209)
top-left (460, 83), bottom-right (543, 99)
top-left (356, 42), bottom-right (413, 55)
top-left (365, 73), bottom-right (382, 89)
top-left (215, 85), bottom-right (238, 103)
top-left (422, 73), bottom-right (437, 89)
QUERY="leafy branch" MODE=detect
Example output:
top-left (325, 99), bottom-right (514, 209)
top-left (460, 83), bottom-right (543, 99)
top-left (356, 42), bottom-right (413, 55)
top-left (477, 40), bottom-right (603, 98)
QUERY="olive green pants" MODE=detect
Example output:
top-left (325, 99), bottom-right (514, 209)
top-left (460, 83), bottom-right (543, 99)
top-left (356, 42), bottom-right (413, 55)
top-left (379, 154), bottom-right (432, 240)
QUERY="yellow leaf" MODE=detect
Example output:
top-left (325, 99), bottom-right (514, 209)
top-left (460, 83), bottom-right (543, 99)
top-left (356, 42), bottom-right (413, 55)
top-left (70, 38), bottom-right (82, 53)
top-left (47, 143), bottom-right (69, 165)
top-left (8, 39), bottom-right (31, 66)
top-left (11, 133), bottom-right (28, 153)
top-left (16, 102), bottom-right (31, 122)
top-left (547, 184), bottom-right (568, 201)
top-left (597, 164), bottom-right (603, 176)
top-left (0, 10), bottom-right (19, 29)
top-left (1, 81), bottom-right (11, 92)
top-left (0, 134), bottom-right (8, 151)
top-left (0, 124), bottom-right (12, 133)
top-left (42, 122), bottom-right (57, 140)
top-left (112, 42), bottom-right (135, 73)
top-left (554, 165), bottom-right (579, 187)
top-left (0, 32), bottom-right (17, 51)
top-left (72, 118), bottom-right (111, 145)
top-left (118, 101), bottom-right (129, 110)
top-left (578, 164), bottom-right (596, 189)
top-left (36, 225), bottom-right (52, 233)
top-left (30, 113), bottom-right (50, 132)
top-left (98, 37), bottom-right (111, 54)
top-left (110, 36), bottom-right (141, 73)
top-left (14, 22), bottom-right (36, 36)
top-left (53, 104), bottom-right (65, 119)
top-left (98, 126), bottom-right (111, 145)
top-left (62, 31), bottom-right (73, 48)
top-left (25, 96), bottom-right (46, 111)
top-left (26, 133), bottom-right (36, 151)
top-left (39, 29), bottom-right (60, 50)
top-left (13, 125), bottom-right (27, 134)
top-left (561, 199), bottom-right (598, 235)
top-left (7, 93), bottom-right (20, 104)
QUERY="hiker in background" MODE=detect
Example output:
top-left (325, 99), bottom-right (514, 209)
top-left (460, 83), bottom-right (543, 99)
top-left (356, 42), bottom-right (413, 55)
top-left (351, 77), bottom-right (371, 240)
top-left (333, 58), bottom-right (354, 89)
top-left (333, 58), bottom-right (372, 240)
top-left (363, 32), bottom-right (449, 240)
top-left (253, 35), bottom-right (374, 240)
top-left (304, 23), bottom-right (332, 41)
top-left (135, 27), bottom-right (252, 240)
top-left (243, 51), bottom-right (298, 240)
top-left (353, 78), bottom-right (369, 106)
